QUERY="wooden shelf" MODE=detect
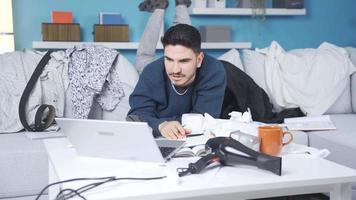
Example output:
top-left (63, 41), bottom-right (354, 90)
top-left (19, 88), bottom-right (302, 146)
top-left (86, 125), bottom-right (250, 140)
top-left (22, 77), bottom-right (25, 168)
top-left (32, 41), bottom-right (252, 50)
top-left (32, 41), bottom-right (151, 50)
top-left (189, 8), bottom-right (306, 16)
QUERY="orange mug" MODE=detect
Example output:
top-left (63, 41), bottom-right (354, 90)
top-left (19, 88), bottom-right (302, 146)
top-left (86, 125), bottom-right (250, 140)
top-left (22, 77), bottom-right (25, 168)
top-left (258, 125), bottom-right (293, 156)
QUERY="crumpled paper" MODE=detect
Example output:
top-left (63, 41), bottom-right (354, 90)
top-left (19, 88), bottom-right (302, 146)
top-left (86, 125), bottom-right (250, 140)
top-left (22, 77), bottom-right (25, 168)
top-left (228, 109), bottom-right (252, 123)
top-left (196, 111), bottom-right (330, 159)
top-left (281, 143), bottom-right (330, 158)
top-left (203, 109), bottom-right (259, 137)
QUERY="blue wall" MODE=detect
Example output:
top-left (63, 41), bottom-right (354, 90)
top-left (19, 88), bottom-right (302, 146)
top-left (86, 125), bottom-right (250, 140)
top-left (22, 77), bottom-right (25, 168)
top-left (12, 0), bottom-right (356, 63)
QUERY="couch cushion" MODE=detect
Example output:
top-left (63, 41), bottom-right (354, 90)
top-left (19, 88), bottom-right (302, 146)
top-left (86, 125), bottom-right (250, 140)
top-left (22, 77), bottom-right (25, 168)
top-left (242, 49), bottom-right (353, 114)
top-left (353, 74), bottom-right (356, 113)
top-left (219, 48), bottom-right (244, 72)
top-left (242, 49), bottom-right (268, 93)
top-left (308, 114), bottom-right (356, 169)
top-left (0, 133), bottom-right (48, 198)
top-left (346, 47), bottom-right (356, 113)
top-left (325, 81), bottom-right (352, 114)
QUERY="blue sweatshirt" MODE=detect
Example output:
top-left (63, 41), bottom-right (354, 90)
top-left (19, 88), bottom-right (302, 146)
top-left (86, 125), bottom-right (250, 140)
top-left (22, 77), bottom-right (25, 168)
top-left (128, 54), bottom-right (226, 137)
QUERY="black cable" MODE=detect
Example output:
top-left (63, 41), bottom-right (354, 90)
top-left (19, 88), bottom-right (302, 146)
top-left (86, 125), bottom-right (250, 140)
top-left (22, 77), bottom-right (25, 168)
top-left (56, 188), bottom-right (85, 200)
top-left (35, 176), bottom-right (166, 200)
top-left (59, 177), bottom-right (115, 200)
top-left (60, 177), bottom-right (167, 200)
top-left (35, 176), bottom-right (115, 200)
top-left (64, 177), bottom-right (167, 200)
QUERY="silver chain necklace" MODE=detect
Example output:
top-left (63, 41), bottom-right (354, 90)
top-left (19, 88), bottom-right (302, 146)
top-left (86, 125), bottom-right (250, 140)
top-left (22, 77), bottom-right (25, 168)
top-left (171, 82), bottom-right (189, 96)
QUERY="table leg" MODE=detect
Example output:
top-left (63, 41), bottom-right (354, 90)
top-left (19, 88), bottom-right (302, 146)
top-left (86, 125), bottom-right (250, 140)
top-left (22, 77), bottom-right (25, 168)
top-left (330, 183), bottom-right (352, 200)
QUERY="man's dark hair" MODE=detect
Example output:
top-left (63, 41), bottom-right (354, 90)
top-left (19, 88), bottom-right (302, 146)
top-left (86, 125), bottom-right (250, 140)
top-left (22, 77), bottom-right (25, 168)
top-left (161, 24), bottom-right (201, 53)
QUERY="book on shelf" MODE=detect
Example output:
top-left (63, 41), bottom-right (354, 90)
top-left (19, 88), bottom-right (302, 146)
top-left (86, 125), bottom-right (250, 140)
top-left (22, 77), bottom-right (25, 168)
top-left (174, 144), bottom-right (208, 157)
top-left (99, 12), bottom-right (124, 25)
top-left (284, 115), bottom-right (336, 131)
top-left (52, 11), bottom-right (73, 23)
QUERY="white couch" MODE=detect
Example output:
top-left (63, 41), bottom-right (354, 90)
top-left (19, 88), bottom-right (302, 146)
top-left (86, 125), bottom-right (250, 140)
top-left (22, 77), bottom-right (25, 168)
top-left (1, 46), bottom-right (356, 200)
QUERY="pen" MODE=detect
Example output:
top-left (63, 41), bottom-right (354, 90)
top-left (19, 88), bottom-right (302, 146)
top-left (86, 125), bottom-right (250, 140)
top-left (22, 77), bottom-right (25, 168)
top-left (186, 133), bottom-right (204, 137)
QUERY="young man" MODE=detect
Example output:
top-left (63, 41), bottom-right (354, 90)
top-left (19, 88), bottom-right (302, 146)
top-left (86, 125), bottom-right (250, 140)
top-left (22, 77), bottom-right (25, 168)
top-left (128, 0), bottom-right (226, 140)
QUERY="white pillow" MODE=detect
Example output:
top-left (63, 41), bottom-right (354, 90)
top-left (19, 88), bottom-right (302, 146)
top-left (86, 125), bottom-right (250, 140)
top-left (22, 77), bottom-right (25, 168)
top-left (242, 49), bottom-right (284, 112)
top-left (115, 54), bottom-right (139, 89)
top-left (242, 48), bottom-right (353, 114)
top-left (285, 47), bottom-right (353, 114)
top-left (218, 48), bottom-right (244, 72)
top-left (242, 49), bottom-right (267, 91)
top-left (346, 47), bottom-right (356, 113)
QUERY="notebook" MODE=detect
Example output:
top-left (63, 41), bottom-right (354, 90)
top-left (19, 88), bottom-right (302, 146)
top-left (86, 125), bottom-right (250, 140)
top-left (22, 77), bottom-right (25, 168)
top-left (284, 115), bottom-right (336, 131)
top-left (55, 118), bottom-right (185, 163)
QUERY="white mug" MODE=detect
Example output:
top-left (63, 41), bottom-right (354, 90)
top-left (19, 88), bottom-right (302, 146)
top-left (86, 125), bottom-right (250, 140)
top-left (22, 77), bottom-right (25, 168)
top-left (181, 113), bottom-right (204, 133)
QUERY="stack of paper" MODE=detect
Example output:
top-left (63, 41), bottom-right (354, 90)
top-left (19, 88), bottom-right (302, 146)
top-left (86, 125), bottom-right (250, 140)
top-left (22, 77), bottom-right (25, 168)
top-left (284, 115), bottom-right (336, 131)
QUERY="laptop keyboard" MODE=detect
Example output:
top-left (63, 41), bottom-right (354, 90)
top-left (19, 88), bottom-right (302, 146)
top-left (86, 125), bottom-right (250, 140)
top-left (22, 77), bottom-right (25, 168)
top-left (159, 146), bottom-right (176, 158)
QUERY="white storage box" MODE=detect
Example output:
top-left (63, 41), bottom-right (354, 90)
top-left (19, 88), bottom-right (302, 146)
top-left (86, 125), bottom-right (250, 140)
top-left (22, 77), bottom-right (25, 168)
top-left (192, 0), bottom-right (207, 8)
top-left (208, 0), bottom-right (226, 8)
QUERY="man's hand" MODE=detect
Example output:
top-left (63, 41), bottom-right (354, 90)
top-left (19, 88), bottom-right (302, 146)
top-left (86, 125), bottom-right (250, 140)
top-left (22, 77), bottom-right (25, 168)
top-left (158, 121), bottom-right (191, 139)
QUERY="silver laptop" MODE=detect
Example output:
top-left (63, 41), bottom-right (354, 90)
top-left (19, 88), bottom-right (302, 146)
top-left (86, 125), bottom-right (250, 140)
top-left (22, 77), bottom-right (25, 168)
top-left (55, 118), bottom-right (185, 163)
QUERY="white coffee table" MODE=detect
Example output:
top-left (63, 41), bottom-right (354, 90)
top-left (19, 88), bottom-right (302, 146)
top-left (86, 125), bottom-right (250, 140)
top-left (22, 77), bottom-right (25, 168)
top-left (43, 138), bottom-right (356, 200)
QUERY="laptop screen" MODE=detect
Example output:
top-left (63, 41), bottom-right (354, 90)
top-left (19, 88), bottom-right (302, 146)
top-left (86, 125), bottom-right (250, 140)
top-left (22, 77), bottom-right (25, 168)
top-left (56, 118), bottom-right (168, 162)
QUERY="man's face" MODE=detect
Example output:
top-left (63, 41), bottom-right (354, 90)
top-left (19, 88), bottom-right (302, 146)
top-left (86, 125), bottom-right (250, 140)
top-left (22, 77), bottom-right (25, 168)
top-left (164, 45), bottom-right (204, 88)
